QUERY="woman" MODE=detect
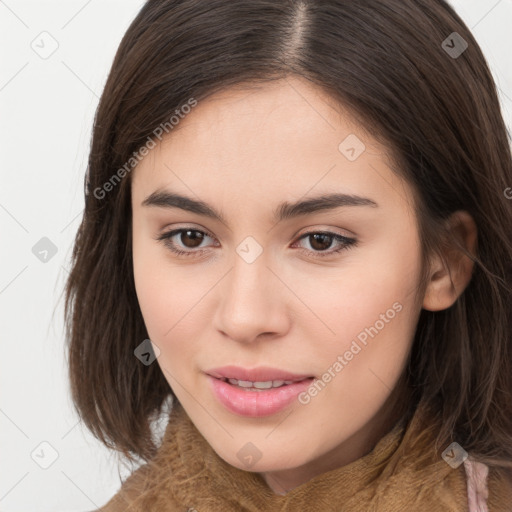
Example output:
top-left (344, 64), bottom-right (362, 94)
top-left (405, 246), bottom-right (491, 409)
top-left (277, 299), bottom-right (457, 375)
top-left (64, 1), bottom-right (512, 510)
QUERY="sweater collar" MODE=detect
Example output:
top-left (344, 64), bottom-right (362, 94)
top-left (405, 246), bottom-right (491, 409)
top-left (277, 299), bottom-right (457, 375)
top-left (146, 401), bottom-right (468, 511)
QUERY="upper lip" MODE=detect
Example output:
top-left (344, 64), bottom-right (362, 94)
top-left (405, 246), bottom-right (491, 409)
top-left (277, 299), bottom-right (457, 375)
top-left (206, 365), bottom-right (313, 382)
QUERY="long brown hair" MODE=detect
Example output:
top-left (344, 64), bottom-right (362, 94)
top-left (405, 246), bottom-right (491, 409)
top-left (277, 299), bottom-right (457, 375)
top-left (64, 0), bottom-right (512, 475)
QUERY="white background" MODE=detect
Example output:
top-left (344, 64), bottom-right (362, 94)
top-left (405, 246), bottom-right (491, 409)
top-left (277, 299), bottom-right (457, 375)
top-left (1, 1), bottom-right (511, 511)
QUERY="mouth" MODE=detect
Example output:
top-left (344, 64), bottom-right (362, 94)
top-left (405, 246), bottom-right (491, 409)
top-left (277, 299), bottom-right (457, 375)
top-left (213, 376), bottom-right (314, 391)
top-left (207, 373), bottom-right (316, 417)
top-left (206, 365), bottom-right (314, 384)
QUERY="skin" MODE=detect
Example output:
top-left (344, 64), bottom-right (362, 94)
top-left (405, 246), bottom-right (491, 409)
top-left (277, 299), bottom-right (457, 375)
top-left (131, 75), bottom-right (477, 495)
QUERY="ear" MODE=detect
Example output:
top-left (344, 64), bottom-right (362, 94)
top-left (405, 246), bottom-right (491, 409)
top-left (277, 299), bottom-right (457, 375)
top-left (422, 210), bottom-right (478, 312)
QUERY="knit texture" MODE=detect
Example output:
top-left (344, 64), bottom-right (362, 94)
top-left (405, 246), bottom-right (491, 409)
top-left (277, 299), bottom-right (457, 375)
top-left (99, 402), bottom-right (512, 512)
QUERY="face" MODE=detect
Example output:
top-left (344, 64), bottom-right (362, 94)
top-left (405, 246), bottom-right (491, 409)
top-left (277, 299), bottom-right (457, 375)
top-left (131, 76), bottom-right (425, 494)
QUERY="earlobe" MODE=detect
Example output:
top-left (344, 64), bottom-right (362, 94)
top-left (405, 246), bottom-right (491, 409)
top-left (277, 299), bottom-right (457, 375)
top-left (422, 211), bottom-right (478, 312)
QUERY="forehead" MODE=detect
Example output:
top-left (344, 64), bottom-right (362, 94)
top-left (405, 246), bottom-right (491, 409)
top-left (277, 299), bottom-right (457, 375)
top-left (131, 77), bottom-right (414, 216)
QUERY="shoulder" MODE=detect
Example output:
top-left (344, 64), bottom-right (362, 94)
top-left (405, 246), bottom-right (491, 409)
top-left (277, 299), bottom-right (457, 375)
top-left (486, 465), bottom-right (512, 512)
top-left (98, 461), bottom-right (182, 512)
top-left (99, 404), bottom-right (190, 511)
top-left (97, 463), bottom-right (150, 512)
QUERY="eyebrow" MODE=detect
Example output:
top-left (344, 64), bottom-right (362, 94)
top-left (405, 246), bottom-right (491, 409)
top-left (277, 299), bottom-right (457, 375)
top-left (141, 189), bottom-right (378, 224)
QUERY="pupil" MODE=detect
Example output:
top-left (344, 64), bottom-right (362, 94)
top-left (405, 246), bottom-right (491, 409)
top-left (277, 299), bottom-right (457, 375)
top-left (182, 230), bottom-right (204, 248)
top-left (310, 233), bottom-right (332, 251)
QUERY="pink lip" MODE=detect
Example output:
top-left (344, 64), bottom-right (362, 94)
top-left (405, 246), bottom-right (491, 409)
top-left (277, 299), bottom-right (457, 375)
top-left (206, 365), bottom-right (313, 382)
top-left (205, 368), bottom-right (315, 417)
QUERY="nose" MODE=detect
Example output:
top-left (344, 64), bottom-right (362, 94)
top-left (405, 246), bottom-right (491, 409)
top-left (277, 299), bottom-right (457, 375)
top-left (213, 249), bottom-right (291, 344)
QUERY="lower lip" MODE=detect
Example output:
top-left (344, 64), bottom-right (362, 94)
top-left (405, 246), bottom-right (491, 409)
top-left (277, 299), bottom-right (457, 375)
top-left (207, 375), bottom-right (315, 417)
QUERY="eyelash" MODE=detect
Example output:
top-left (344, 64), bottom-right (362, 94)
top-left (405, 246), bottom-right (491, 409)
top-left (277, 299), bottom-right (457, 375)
top-left (155, 227), bottom-right (357, 259)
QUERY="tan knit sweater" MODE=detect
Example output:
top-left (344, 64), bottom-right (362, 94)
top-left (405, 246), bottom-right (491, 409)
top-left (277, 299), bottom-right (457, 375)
top-left (99, 403), bottom-right (512, 511)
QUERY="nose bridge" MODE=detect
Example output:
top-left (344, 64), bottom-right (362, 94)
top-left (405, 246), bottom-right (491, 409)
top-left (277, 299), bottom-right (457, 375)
top-left (214, 240), bottom-right (288, 342)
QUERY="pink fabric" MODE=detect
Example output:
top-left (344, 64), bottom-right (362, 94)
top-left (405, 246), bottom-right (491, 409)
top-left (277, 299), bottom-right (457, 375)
top-left (464, 458), bottom-right (489, 512)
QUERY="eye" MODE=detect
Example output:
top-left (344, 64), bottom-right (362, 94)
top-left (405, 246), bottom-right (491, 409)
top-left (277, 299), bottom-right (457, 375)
top-left (292, 231), bottom-right (357, 258)
top-left (156, 228), bottom-right (217, 257)
top-left (155, 227), bottom-right (357, 259)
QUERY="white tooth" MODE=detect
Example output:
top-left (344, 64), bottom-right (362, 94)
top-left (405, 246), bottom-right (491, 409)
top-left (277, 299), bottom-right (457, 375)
top-left (253, 381), bottom-right (273, 389)
top-left (227, 378), bottom-right (293, 389)
top-left (237, 380), bottom-right (254, 388)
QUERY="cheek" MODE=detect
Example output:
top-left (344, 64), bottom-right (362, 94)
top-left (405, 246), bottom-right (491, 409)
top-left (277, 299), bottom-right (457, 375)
top-left (306, 231), bottom-right (421, 412)
top-left (315, 233), bottom-right (421, 347)
top-left (309, 279), bottom-right (416, 395)
top-left (132, 226), bottom-right (185, 342)
top-left (132, 228), bottom-right (216, 366)
top-left (133, 260), bottom-right (199, 343)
